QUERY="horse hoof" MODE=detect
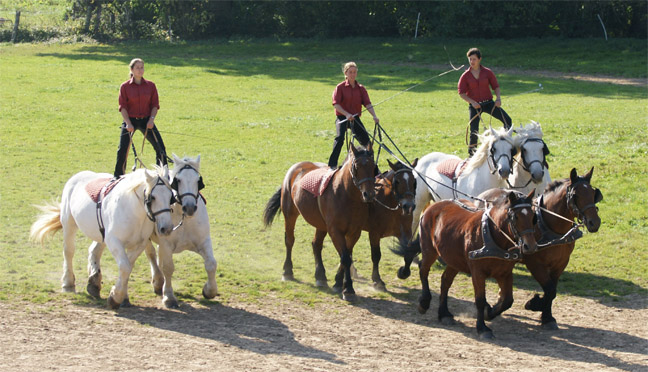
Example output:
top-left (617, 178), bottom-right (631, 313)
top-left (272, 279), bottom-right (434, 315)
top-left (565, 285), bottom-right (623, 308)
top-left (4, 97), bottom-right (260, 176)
top-left (315, 280), bottom-right (329, 288)
top-left (61, 285), bottom-right (76, 293)
top-left (106, 296), bottom-right (120, 310)
top-left (120, 298), bottom-right (133, 308)
top-left (86, 283), bottom-right (101, 299)
top-left (342, 292), bottom-right (357, 302)
top-left (541, 321), bottom-right (559, 330)
top-left (332, 285), bottom-right (343, 294)
top-left (163, 297), bottom-right (179, 309)
top-left (417, 304), bottom-right (428, 314)
top-left (152, 281), bottom-right (163, 296)
top-left (525, 294), bottom-right (542, 311)
top-left (281, 274), bottom-right (295, 282)
top-left (373, 281), bottom-right (387, 292)
top-left (397, 266), bottom-right (411, 280)
top-left (439, 316), bottom-right (455, 326)
top-left (202, 287), bottom-right (218, 300)
top-left (479, 331), bottom-right (494, 340)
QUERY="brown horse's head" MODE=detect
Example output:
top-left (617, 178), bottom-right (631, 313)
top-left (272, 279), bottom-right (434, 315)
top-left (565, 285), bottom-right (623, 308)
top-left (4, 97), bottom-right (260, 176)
top-left (387, 158), bottom-right (418, 215)
top-left (349, 143), bottom-right (376, 203)
top-left (504, 189), bottom-right (538, 254)
top-left (568, 167), bottom-right (603, 232)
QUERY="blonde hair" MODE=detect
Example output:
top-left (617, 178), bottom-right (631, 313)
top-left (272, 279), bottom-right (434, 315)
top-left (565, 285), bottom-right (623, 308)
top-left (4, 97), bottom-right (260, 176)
top-left (129, 58), bottom-right (144, 78)
top-left (343, 61), bottom-right (357, 74)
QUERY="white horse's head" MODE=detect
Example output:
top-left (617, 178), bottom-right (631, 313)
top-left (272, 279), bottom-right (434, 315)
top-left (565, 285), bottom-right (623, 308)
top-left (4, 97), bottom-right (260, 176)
top-left (474, 126), bottom-right (515, 179)
top-left (143, 165), bottom-right (175, 236)
top-left (514, 121), bottom-right (549, 183)
top-left (170, 154), bottom-right (203, 217)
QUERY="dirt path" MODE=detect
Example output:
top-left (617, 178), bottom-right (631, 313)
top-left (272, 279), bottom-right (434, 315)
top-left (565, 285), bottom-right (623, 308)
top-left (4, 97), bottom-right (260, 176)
top-left (2, 287), bottom-right (646, 372)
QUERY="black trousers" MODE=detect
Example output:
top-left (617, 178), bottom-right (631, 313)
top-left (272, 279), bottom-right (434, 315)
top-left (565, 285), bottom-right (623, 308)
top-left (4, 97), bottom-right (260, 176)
top-left (468, 100), bottom-right (512, 153)
top-left (327, 115), bottom-right (371, 168)
top-left (114, 117), bottom-right (168, 177)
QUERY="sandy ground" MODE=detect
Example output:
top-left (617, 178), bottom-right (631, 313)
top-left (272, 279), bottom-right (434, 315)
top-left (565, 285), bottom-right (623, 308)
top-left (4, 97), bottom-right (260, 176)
top-left (1, 286), bottom-right (646, 372)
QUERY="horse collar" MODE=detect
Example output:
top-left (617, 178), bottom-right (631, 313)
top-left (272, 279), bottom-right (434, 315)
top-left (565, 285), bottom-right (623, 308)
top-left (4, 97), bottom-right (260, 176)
top-left (469, 208), bottom-right (522, 261)
top-left (536, 194), bottom-right (583, 250)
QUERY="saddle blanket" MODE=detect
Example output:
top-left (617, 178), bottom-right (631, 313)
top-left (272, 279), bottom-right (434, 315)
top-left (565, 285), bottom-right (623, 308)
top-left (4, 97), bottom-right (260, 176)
top-left (436, 158), bottom-right (468, 180)
top-left (85, 177), bottom-right (123, 203)
top-left (300, 167), bottom-right (338, 197)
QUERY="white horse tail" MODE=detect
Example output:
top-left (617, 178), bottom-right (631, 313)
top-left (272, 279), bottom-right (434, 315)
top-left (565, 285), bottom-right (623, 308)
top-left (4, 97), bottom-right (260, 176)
top-left (30, 202), bottom-right (62, 244)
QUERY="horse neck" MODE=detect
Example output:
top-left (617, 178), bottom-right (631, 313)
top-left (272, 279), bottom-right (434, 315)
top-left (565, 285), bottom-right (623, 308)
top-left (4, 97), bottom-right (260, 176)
top-left (338, 158), bottom-right (363, 200)
top-left (487, 204), bottom-right (516, 248)
top-left (541, 181), bottom-right (575, 233)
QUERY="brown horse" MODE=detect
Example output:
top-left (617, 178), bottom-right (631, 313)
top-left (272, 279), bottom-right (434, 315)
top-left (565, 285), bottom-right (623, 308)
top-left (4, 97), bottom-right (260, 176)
top-left (263, 143), bottom-right (376, 301)
top-left (360, 158), bottom-right (418, 291)
top-left (393, 189), bottom-right (537, 339)
top-left (479, 167), bottom-right (603, 329)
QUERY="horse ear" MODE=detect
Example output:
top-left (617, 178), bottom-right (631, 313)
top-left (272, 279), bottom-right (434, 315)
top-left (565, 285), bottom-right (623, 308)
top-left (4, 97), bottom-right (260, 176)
top-left (350, 143), bottom-right (358, 155)
top-left (172, 153), bottom-right (180, 164)
top-left (570, 168), bottom-right (578, 184)
top-left (584, 166), bottom-right (594, 182)
top-left (387, 159), bottom-right (396, 170)
top-left (594, 188), bottom-right (603, 203)
top-left (507, 191), bottom-right (517, 203)
top-left (366, 142), bottom-right (373, 153)
top-left (489, 125), bottom-right (496, 136)
top-left (506, 126), bottom-right (514, 136)
top-left (411, 158), bottom-right (419, 168)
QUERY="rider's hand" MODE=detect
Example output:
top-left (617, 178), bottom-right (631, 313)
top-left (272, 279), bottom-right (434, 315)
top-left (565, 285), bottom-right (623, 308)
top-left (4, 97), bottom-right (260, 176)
top-left (471, 102), bottom-right (481, 109)
top-left (346, 113), bottom-right (354, 122)
top-left (494, 98), bottom-right (502, 107)
top-left (125, 123), bottom-right (134, 132)
top-left (373, 116), bottom-right (380, 124)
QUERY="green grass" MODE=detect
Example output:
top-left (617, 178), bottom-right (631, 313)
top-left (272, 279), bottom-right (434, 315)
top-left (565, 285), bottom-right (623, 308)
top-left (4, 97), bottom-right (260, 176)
top-left (0, 39), bottom-right (646, 310)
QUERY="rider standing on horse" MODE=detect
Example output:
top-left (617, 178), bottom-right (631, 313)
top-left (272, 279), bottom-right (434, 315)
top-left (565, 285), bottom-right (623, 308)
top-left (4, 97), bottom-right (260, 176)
top-left (458, 48), bottom-right (512, 157)
top-left (328, 62), bottom-right (380, 169)
top-left (113, 58), bottom-right (168, 178)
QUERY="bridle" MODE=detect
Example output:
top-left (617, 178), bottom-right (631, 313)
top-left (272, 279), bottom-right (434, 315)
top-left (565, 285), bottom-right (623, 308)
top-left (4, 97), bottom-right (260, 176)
top-left (506, 201), bottom-right (536, 244)
top-left (489, 138), bottom-right (516, 175)
top-left (567, 180), bottom-right (601, 223)
top-left (518, 137), bottom-right (549, 172)
top-left (145, 177), bottom-right (173, 222)
top-left (374, 167), bottom-right (416, 211)
top-left (171, 164), bottom-right (204, 204)
top-left (349, 150), bottom-right (375, 189)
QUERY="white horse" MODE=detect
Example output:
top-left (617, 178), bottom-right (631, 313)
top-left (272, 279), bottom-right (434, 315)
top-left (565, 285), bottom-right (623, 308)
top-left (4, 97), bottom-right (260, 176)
top-left (30, 166), bottom-right (174, 309)
top-left (510, 121), bottom-right (552, 196)
top-left (139, 154), bottom-right (218, 308)
top-left (411, 126), bottom-right (516, 234)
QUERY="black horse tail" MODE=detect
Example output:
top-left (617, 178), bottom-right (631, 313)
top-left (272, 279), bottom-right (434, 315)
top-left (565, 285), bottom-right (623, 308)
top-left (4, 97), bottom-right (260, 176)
top-left (391, 235), bottom-right (422, 280)
top-left (263, 187), bottom-right (282, 228)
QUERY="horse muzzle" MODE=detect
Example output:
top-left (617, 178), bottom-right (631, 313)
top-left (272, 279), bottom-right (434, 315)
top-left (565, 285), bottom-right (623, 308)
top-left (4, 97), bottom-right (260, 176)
top-left (361, 189), bottom-right (376, 203)
top-left (585, 215), bottom-right (601, 233)
top-left (400, 201), bottom-right (415, 216)
top-left (519, 235), bottom-right (538, 255)
top-left (498, 165), bottom-right (511, 179)
top-left (182, 201), bottom-right (197, 217)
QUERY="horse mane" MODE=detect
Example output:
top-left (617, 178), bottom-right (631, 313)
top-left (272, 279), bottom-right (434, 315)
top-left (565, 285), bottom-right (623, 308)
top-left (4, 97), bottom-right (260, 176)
top-left (124, 165), bottom-right (168, 195)
top-left (543, 178), bottom-right (568, 195)
top-left (513, 121), bottom-right (544, 162)
top-left (463, 127), bottom-right (512, 174)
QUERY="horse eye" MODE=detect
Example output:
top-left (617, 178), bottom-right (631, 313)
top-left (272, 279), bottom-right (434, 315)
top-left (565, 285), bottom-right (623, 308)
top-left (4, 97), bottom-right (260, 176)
top-left (151, 196), bottom-right (156, 201)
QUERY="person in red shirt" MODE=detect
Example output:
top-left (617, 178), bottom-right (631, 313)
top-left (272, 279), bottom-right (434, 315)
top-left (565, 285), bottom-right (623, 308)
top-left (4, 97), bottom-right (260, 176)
top-left (328, 62), bottom-right (380, 168)
top-left (113, 58), bottom-right (168, 177)
top-left (458, 48), bottom-right (512, 156)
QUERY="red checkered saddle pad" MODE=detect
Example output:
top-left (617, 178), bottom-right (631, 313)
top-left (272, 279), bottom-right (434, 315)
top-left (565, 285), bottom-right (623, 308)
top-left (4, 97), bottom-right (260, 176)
top-left (436, 158), bottom-right (468, 180)
top-left (299, 167), bottom-right (338, 197)
top-left (85, 177), bottom-right (123, 203)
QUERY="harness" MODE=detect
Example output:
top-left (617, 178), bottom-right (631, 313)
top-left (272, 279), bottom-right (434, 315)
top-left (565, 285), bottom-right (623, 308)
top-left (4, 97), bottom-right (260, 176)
top-left (373, 168), bottom-right (416, 211)
top-left (95, 178), bottom-right (122, 241)
top-left (171, 164), bottom-right (205, 205)
top-left (535, 194), bottom-right (583, 249)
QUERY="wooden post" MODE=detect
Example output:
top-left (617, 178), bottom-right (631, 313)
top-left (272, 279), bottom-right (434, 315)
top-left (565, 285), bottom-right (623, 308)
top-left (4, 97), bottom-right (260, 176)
top-left (11, 10), bottom-right (20, 43)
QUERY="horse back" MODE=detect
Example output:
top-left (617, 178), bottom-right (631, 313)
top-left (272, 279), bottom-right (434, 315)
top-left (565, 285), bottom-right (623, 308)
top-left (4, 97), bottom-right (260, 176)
top-left (283, 161), bottom-right (328, 230)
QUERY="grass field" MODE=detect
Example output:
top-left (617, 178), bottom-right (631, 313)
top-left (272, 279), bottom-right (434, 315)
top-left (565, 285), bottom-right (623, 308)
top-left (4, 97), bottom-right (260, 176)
top-left (0, 38), bottom-right (646, 309)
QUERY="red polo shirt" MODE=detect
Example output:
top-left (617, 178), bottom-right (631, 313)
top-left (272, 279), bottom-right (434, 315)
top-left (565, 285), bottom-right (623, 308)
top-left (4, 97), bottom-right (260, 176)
top-left (118, 77), bottom-right (160, 118)
top-left (332, 80), bottom-right (371, 117)
top-left (457, 66), bottom-right (499, 103)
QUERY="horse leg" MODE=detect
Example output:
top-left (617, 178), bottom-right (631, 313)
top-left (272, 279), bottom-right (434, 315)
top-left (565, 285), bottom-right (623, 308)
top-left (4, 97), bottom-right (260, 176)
top-left (61, 217), bottom-right (78, 293)
top-left (330, 230), bottom-right (356, 301)
top-left (369, 232), bottom-right (386, 291)
top-left (525, 263), bottom-right (559, 329)
top-left (417, 246), bottom-right (438, 315)
top-left (157, 242), bottom-right (178, 309)
top-left (144, 240), bottom-right (164, 296)
top-left (472, 273), bottom-right (494, 339)
top-left (104, 240), bottom-right (132, 310)
top-left (86, 241), bottom-right (105, 299)
top-left (282, 212), bottom-right (298, 282)
top-left (312, 229), bottom-right (328, 287)
top-left (438, 266), bottom-right (458, 325)
top-left (485, 273), bottom-right (514, 321)
top-left (196, 237), bottom-right (218, 299)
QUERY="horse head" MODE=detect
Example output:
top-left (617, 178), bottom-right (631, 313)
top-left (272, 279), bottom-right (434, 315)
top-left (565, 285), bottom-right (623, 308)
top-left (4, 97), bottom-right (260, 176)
top-left (514, 121), bottom-right (549, 183)
top-left (144, 165), bottom-right (175, 236)
top-left (568, 167), bottom-right (603, 232)
top-left (170, 154), bottom-right (204, 217)
top-left (503, 189), bottom-right (538, 255)
top-left (349, 143), bottom-right (376, 203)
top-left (487, 126), bottom-right (516, 179)
top-left (387, 158), bottom-right (418, 215)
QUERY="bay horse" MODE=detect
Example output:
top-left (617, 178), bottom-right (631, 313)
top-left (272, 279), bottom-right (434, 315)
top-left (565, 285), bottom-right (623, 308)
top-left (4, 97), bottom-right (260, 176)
top-left (510, 121), bottom-right (552, 196)
top-left (393, 189), bottom-right (537, 339)
top-left (264, 143), bottom-right (376, 301)
top-left (411, 126), bottom-right (516, 235)
top-left (479, 167), bottom-right (603, 329)
top-left (358, 158), bottom-right (418, 291)
top-left (30, 166), bottom-right (174, 309)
